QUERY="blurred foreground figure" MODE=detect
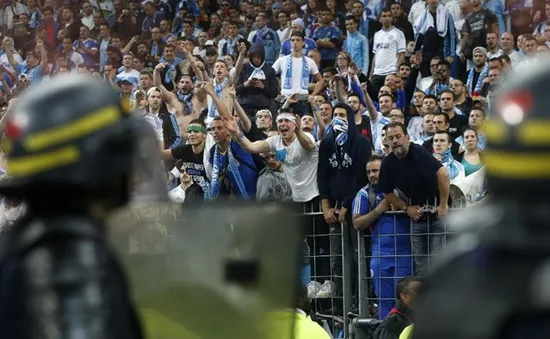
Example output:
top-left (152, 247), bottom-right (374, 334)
top-left (413, 59), bottom-right (550, 338)
top-left (0, 74), bottom-right (168, 338)
top-left (109, 201), bottom-right (304, 339)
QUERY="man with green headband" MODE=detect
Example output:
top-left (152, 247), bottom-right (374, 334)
top-left (162, 119), bottom-right (209, 187)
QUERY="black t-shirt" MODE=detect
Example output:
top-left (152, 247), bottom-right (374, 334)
top-left (448, 113), bottom-right (469, 140)
top-left (246, 123), bottom-right (268, 142)
top-left (455, 97), bottom-right (473, 116)
top-left (378, 143), bottom-right (443, 205)
top-left (171, 144), bottom-right (207, 184)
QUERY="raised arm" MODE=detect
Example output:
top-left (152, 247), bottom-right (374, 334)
top-left (225, 116), bottom-right (271, 154)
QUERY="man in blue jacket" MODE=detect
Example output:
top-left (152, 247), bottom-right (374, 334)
top-left (317, 103), bottom-right (371, 306)
top-left (352, 155), bottom-right (413, 319)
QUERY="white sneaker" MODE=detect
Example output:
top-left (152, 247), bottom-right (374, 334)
top-left (307, 281), bottom-right (322, 299)
top-left (316, 280), bottom-right (335, 298)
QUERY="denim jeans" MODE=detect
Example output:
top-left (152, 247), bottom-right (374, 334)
top-left (411, 214), bottom-right (445, 276)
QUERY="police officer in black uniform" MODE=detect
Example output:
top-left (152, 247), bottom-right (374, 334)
top-left (411, 60), bottom-right (550, 339)
top-left (0, 74), bottom-right (167, 338)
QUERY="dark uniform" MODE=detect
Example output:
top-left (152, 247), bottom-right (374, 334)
top-left (412, 60), bottom-right (550, 339)
top-left (0, 74), bottom-right (167, 338)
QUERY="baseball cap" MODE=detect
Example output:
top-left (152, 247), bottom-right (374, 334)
top-left (473, 46), bottom-right (488, 55)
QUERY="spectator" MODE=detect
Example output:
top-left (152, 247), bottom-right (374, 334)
top-left (425, 112), bottom-right (461, 156)
top-left (449, 79), bottom-right (473, 115)
top-left (370, 8), bottom-right (406, 94)
top-left (438, 89), bottom-right (468, 140)
top-left (251, 12), bottom-right (280, 67)
top-left (317, 103), bottom-right (371, 298)
top-left (353, 155), bottom-right (413, 319)
top-left (499, 32), bottom-right (523, 68)
top-left (256, 152), bottom-right (293, 201)
top-left (272, 31), bottom-right (324, 117)
top-left (280, 19), bottom-right (318, 56)
top-left (459, 0), bottom-right (498, 68)
top-left (455, 127), bottom-right (484, 176)
top-left (462, 46), bottom-right (488, 100)
top-left (433, 130), bottom-right (465, 183)
top-left (378, 122), bottom-right (450, 275)
top-left (411, 112), bottom-right (436, 145)
top-left (312, 7), bottom-right (342, 68)
top-left (343, 15), bottom-right (369, 76)
top-left (168, 163), bottom-right (205, 204)
top-left (392, 2), bottom-right (415, 42)
top-left (425, 60), bottom-right (452, 97)
top-left (236, 43), bottom-right (278, 117)
top-left (371, 277), bottom-right (422, 339)
top-left (226, 111), bottom-right (319, 204)
top-left (413, 0), bottom-right (455, 78)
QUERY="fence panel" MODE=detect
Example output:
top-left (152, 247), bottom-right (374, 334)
top-left (357, 210), bottom-right (460, 319)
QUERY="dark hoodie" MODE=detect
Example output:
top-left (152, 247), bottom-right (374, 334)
top-left (235, 43), bottom-right (278, 112)
top-left (317, 104), bottom-right (371, 209)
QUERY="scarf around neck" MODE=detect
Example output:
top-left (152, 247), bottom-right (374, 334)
top-left (210, 144), bottom-right (249, 200)
top-left (248, 61), bottom-right (266, 80)
top-left (177, 90), bottom-right (193, 115)
top-left (208, 77), bottom-right (228, 118)
top-left (466, 63), bottom-right (489, 99)
top-left (283, 55), bottom-right (308, 91)
top-left (440, 148), bottom-right (460, 179)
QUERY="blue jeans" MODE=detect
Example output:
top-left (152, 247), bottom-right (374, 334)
top-left (411, 215), bottom-right (445, 276)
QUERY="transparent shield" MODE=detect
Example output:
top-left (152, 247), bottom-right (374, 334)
top-left (107, 201), bottom-right (304, 339)
top-left (127, 116), bottom-right (171, 205)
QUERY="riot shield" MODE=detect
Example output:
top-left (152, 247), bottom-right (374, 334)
top-left (107, 201), bottom-right (304, 339)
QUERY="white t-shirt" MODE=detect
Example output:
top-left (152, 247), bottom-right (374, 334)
top-left (143, 113), bottom-right (164, 144)
top-left (373, 27), bottom-right (406, 76)
top-left (265, 134), bottom-right (319, 202)
top-left (272, 55), bottom-right (319, 96)
top-left (369, 112), bottom-right (390, 153)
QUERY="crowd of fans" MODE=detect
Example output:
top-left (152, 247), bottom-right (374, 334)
top-left (0, 0), bottom-right (544, 330)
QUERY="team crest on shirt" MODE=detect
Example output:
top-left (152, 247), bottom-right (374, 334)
top-left (387, 34), bottom-right (394, 41)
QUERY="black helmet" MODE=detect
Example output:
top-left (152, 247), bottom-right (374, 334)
top-left (0, 74), bottom-right (164, 201)
top-left (485, 58), bottom-right (550, 196)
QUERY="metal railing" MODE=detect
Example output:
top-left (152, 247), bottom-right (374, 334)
top-left (301, 200), bottom-right (464, 338)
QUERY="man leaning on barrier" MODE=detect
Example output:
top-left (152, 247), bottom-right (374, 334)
top-left (377, 122), bottom-right (450, 276)
top-left (353, 155), bottom-right (413, 320)
top-left (412, 59), bottom-right (550, 339)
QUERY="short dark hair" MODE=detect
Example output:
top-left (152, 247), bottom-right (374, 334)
top-left (380, 6), bottom-right (392, 14)
top-left (396, 277), bottom-right (422, 300)
top-left (439, 89), bottom-right (454, 99)
top-left (290, 31), bottom-right (305, 40)
top-left (322, 66), bottom-right (338, 75)
top-left (423, 94), bottom-right (438, 103)
top-left (378, 93), bottom-right (395, 102)
top-left (345, 15), bottom-right (358, 24)
top-left (368, 154), bottom-right (385, 163)
top-left (434, 130), bottom-right (452, 143)
top-left (386, 121), bottom-right (407, 135)
top-left (434, 112), bottom-right (450, 124)
top-left (498, 54), bottom-right (511, 63)
top-left (348, 93), bottom-right (361, 102)
top-left (437, 60), bottom-right (451, 69)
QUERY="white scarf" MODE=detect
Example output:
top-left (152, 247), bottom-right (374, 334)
top-left (248, 61), bottom-right (266, 81)
top-left (414, 4), bottom-right (449, 37)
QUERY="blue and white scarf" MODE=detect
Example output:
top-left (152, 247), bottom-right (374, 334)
top-left (326, 117), bottom-right (349, 146)
top-left (466, 63), bottom-right (489, 99)
top-left (440, 149), bottom-right (460, 179)
top-left (177, 90), bottom-right (193, 115)
top-left (414, 4), bottom-right (449, 37)
top-left (208, 78), bottom-right (228, 118)
top-left (210, 145), bottom-right (249, 200)
top-left (283, 56), bottom-right (308, 91)
top-left (161, 57), bottom-right (180, 84)
top-left (226, 37), bottom-right (237, 56)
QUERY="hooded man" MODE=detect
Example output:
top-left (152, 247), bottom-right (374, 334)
top-left (317, 103), bottom-right (372, 298)
top-left (236, 43), bottom-right (279, 117)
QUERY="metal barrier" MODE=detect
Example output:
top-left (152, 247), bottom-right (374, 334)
top-left (301, 200), bottom-right (463, 338)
